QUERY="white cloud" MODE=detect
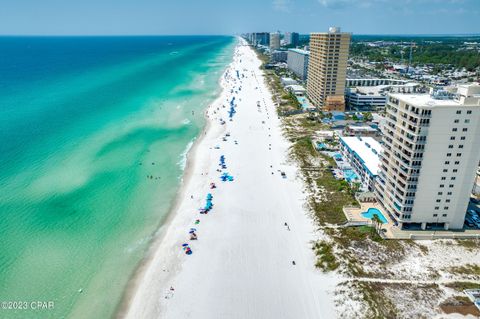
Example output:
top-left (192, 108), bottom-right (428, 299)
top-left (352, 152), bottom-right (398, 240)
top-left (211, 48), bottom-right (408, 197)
top-left (273, 0), bottom-right (292, 12)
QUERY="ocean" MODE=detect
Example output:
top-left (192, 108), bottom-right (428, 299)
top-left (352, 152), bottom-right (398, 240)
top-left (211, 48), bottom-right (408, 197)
top-left (0, 36), bottom-right (234, 318)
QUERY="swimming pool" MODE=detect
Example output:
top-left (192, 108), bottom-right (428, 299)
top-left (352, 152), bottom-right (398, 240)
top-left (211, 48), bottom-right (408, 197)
top-left (343, 169), bottom-right (358, 182)
top-left (361, 208), bottom-right (388, 224)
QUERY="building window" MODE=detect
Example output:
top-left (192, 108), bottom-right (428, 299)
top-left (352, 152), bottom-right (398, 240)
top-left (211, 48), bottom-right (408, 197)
top-left (465, 119), bottom-right (470, 123)
top-left (457, 153), bottom-right (462, 157)
top-left (456, 110), bottom-right (461, 114)
top-left (453, 169), bottom-right (458, 173)
top-left (454, 119), bottom-right (459, 123)
top-left (447, 153), bottom-right (452, 157)
top-left (444, 207), bottom-right (449, 210)
top-left (445, 161), bottom-right (450, 165)
top-left (438, 192), bottom-right (443, 195)
top-left (455, 161), bottom-right (460, 165)
top-left (441, 177), bottom-right (446, 180)
top-left (451, 177), bottom-right (456, 180)
top-left (450, 136), bottom-right (455, 140)
top-left (446, 199), bottom-right (450, 203)
top-left (463, 128), bottom-right (468, 132)
top-left (452, 128), bottom-right (457, 132)
top-left (461, 136), bottom-right (466, 140)
top-left (433, 214), bottom-right (438, 217)
top-left (459, 145), bottom-right (464, 149)
top-left (443, 169), bottom-right (448, 173)
top-left (436, 199), bottom-right (441, 202)
top-left (449, 184), bottom-right (454, 188)
top-left (467, 110), bottom-right (472, 114)
top-left (447, 192), bottom-right (452, 195)
top-left (440, 184), bottom-right (444, 188)
top-left (442, 214), bottom-right (447, 217)
top-left (435, 207), bottom-right (439, 210)
top-left (448, 145), bottom-right (454, 149)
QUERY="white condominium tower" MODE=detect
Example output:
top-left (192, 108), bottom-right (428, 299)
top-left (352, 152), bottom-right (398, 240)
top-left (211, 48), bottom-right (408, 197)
top-left (376, 84), bottom-right (480, 230)
top-left (306, 27), bottom-right (351, 111)
top-left (270, 32), bottom-right (281, 50)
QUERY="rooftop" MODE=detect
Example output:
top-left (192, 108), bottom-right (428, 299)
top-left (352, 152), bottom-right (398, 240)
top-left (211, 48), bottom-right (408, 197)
top-left (340, 136), bottom-right (381, 175)
top-left (347, 125), bottom-right (377, 132)
top-left (390, 83), bottom-right (480, 108)
top-left (288, 48), bottom-right (310, 55)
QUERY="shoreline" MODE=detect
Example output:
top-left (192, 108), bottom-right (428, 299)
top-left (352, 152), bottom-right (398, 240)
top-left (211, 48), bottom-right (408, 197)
top-left (115, 40), bottom-right (236, 318)
top-left (120, 38), bottom-right (338, 319)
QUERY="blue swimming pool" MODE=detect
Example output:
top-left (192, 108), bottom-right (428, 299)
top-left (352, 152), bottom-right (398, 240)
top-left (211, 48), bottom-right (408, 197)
top-left (343, 169), bottom-right (358, 182)
top-left (361, 208), bottom-right (388, 224)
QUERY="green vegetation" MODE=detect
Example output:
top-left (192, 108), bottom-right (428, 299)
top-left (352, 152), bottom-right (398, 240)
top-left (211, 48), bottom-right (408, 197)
top-left (350, 281), bottom-right (399, 319)
top-left (350, 35), bottom-right (480, 70)
top-left (449, 264), bottom-right (480, 276)
top-left (252, 47), bottom-right (303, 114)
top-left (456, 239), bottom-right (480, 250)
top-left (312, 241), bottom-right (339, 272)
top-left (444, 281), bottom-right (480, 291)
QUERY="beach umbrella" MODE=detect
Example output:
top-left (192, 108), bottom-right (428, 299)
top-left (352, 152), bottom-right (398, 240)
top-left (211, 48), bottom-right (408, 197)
top-left (182, 243), bottom-right (189, 247)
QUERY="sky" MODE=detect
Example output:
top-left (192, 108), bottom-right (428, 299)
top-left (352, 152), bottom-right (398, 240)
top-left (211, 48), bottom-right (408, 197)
top-left (0, 0), bottom-right (479, 35)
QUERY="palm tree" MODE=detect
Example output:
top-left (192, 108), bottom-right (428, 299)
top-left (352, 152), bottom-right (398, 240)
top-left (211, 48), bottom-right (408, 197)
top-left (372, 214), bottom-right (382, 234)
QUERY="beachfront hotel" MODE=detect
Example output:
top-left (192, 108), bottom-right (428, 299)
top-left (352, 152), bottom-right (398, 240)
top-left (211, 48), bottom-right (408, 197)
top-left (287, 48), bottom-right (309, 81)
top-left (270, 32), bottom-right (281, 50)
top-left (306, 27), bottom-right (351, 112)
top-left (375, 83), bottom-right (480, 230)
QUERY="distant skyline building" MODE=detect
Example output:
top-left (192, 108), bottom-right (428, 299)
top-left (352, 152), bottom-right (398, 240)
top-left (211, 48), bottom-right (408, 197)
top-left (375, 84), bottom-right (480, 230)
top-left (270, 32), bottom-right (281, 50)
top-left (287, 48), bottom-right (309, 81)
top-left (249, 32), bottom-right (270, 46)
top-left (306, 26), bottom-right (351, 112)
top-left (285, 32), bottom-right (299, 47)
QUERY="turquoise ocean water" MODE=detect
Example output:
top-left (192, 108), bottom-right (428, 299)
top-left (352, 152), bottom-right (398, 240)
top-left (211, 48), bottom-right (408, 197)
top-left (0, 36), bottom-right (234, 318)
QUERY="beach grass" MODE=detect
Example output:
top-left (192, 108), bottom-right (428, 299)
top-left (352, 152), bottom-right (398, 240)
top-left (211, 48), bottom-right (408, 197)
top-left (313, 241), bottom-right (339, 272)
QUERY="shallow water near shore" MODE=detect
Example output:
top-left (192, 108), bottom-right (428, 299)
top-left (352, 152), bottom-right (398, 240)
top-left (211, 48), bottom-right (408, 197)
top-left (0, 36), bottom-right (234, 318)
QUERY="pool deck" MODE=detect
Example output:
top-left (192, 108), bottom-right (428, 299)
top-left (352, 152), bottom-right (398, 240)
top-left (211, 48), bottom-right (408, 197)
top-left (343, 202), bottom-right (387, 226)
top-left (343, 202), bottom-right (480, 239)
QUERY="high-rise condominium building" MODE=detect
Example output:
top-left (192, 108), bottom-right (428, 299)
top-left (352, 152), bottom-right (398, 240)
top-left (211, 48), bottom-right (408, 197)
top-left (287, 49), bottom-right (309, 80)
top-left (306, 27), bottom-right (351, 111)
top-left (376, 84), bottom-right (480, 230)
top-left (285, 32), bottom-right (299, 46)
top-left (270, 32), bottom-right (281, 50)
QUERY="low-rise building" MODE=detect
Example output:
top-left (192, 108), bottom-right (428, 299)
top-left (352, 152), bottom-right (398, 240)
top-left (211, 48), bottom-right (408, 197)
top-left (285, 84), bottom-right (306, 96)
top-left (343, 125), bottom-right (379, 138)
top-left (339, 136), bottom-right (381, 191)
top-left (287, 49), bottom-right (309, 81)
top-left (346, 83), bottom-right (421, 111)
top-left (271, 50), bottom-right (288, 63)
top-left (280, 77), bottom-right (298, 86)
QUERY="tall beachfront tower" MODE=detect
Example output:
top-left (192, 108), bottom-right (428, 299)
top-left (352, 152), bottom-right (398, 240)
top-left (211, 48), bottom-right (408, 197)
top-left (285, 32), bottom-right (299, 46)
top-left (306, 27), bottom-right (351, 111)
top-left (375, 84), bottom-right (480, 230)
top-left (270, 32), bottom-right (281, 50)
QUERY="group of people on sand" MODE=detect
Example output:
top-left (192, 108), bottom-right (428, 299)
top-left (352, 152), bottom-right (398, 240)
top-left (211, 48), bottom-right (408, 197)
top-left (180, 62), bottom-right (246, 256)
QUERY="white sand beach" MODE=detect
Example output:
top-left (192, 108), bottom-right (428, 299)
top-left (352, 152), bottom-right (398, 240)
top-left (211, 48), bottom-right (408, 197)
top-left (121, 38), bottom-right (338, 319)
